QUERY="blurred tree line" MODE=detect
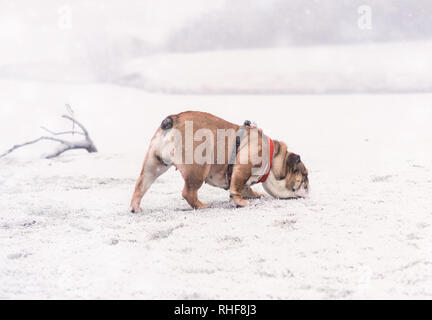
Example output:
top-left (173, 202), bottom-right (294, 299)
top-left (166, 0), bottom-right (432, 51)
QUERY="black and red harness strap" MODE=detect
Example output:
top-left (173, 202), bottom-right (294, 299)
top-left (226, 120), bottom-right (250, 187)
top-left (226, 121), bottom-right (274, 187)
top-left (257, 136), bottom-right (274, 183)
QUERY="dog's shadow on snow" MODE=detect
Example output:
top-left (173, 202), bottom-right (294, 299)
top-left (172, 196), bottom-right (284, 213)
top-left (126, 196), bottom-right (304, 216)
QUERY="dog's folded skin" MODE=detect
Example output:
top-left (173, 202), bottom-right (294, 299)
top-left (130, 111), bottom-right (309, 212)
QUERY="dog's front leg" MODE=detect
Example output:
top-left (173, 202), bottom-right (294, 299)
top-left (229, 164), bottom-right (253, 207)
top-left (242, 186), bottom-right (264, 199)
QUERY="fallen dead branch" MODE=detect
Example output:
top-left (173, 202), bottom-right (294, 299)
top-left (0, 106), bottom-right (97, 159)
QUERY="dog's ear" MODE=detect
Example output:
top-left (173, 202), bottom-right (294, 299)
top-left (287, 153), bottom-right (301, 171)
top-left (272, 141), bottom-right (289, 180)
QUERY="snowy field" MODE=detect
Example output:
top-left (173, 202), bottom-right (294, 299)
top-left (118, 41), bottom-right (432, 94)
top-left (1, 80), bottom-right (432, 299)
top-left (3, 42), bottom-right (432, 94)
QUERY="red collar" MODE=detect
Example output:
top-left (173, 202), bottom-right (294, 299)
top-left (258, 137), bottom-right (274, 183)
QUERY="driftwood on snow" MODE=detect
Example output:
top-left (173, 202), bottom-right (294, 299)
top-left (0, 106), bottom-right (97, 159)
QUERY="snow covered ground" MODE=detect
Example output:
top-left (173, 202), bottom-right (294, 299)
top-left (2, 42), bottom-right (432, 94)
top-left (117, 41), bottom-right (432, 94)
top-left (1, 79), bottom-right (432, 299)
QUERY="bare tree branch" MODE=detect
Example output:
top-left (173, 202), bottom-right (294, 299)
top-left (66, 103), bottom-right (75, 135)
top-left (62, 115), bottom-right (89, 136)
top-left (40, 126), bottom-right (85, 136)
top-left (62, 114), bottom-right (97, 153)
top-left (0, 106), bottom-right (97, 159)
top-left (0, 136), bottom-right (72, 158)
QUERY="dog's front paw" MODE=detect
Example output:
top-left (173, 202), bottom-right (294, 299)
top-left (244, 191), bottom-right (265, 199)
top-left (235, 199), bottom-right (249, 207)
top-left (231, 195), bottom-right (249, 208)
top-left (242, 187), bottom-right (264, 199)
top-left (193, 201), bottom-right (209, 210)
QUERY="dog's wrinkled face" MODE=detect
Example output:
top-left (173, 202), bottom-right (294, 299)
top-left (262, 141), bottom-right (309, 199)
top-left (284, 153), bottom-right (309, 197)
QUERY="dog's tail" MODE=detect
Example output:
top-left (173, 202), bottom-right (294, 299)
top-left (160, 115), bottom-right (175, 130)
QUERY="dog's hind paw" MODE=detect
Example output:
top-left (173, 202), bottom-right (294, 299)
top-left (130, 206), bottom-right (142, 214)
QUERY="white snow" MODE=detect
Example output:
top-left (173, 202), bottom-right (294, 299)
top-left (117, 42), bottom-right (432, 94)
top-left (1, 79), bottom-right (432, 299)
top-left (3, 42), bottom-right (432, 95)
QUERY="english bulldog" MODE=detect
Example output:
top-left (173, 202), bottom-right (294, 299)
top-left (130, 111), bottom-right (309, 212)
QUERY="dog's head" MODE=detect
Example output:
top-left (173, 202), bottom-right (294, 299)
top-left (262, 141), bottom-right (309, 199)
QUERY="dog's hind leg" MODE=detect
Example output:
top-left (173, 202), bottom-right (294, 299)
top-left (130, 139), bottom-right (171, 213)
top-left (182, 183), bottom-right (208, 210)
top-left (177, 164), bottom-right (210, 209)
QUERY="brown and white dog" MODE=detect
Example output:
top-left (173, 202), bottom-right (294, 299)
top-left (130, 111), bottom-right (309, 212)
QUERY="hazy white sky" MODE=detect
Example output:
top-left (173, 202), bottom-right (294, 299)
top-left (1, 0), bottom-right (431, 65)
top-left (0, 0), bottom-right (226, 63)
